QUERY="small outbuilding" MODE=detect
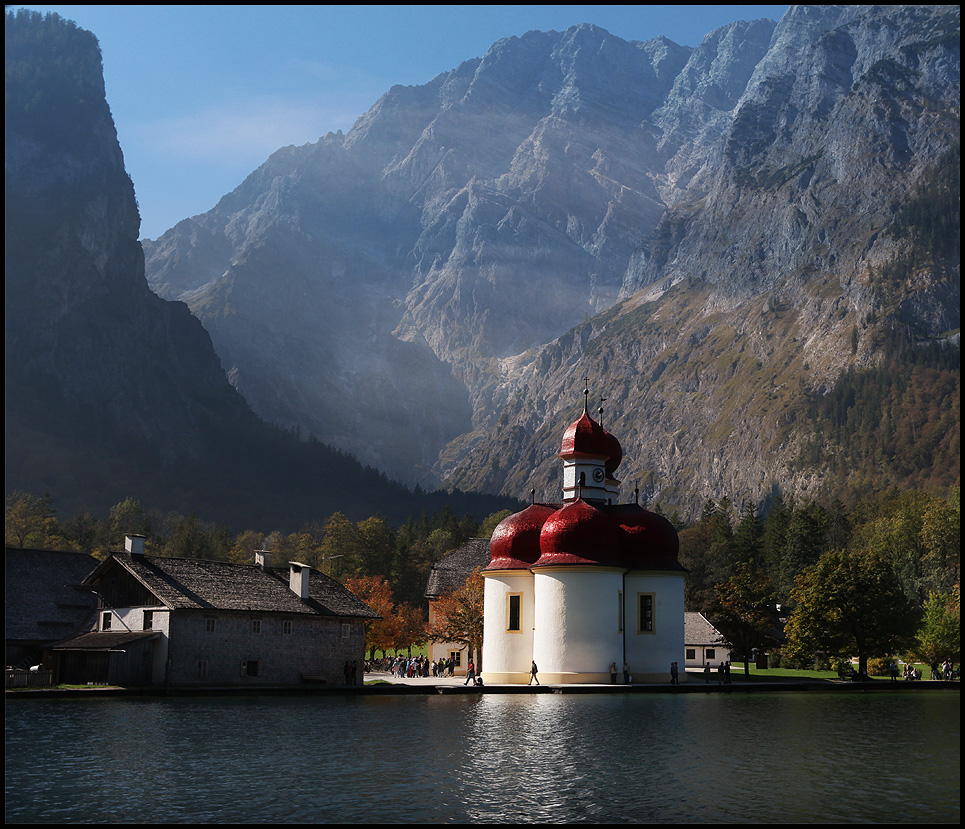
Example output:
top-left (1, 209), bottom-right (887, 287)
top-left (684, 612), bottom-right (731, 670)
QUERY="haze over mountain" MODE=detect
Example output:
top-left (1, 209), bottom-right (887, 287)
top-left (143, 5), bottom-right (959, 514)
top-left (5, 9), bottom-right (518, 528)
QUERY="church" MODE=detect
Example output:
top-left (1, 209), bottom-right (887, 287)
top-left (481, 386), bottom-right (686, 684)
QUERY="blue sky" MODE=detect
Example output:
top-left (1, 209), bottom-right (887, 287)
top-left (15, 5), bottom-right (790, 240)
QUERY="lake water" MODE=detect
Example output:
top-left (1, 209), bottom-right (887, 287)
top-left (5, 690), bottom-right (960, 824)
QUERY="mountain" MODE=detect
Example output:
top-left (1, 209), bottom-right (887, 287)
top-left (4, 9), bottom-right (518, 529)
top-left (142, 5), bottom-right (959, 514)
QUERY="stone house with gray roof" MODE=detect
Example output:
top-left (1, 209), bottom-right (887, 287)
top-left (50, 536), bottom-right (379, 687)
top-left (424, 538), bottom-right (490, 674)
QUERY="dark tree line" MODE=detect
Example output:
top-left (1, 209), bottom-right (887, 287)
top-left (5, 491), bottom-right (503, 610)
top-left (675, 486), bottom-right (960, 672)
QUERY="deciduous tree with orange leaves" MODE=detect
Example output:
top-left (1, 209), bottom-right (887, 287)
top-left (427, 568), bottom-right (485, 669)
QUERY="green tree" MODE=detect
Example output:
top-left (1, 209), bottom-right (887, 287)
top-left (777, 500), bottom-right (830, 601)
top-left (479, 509), bottom-right (513, 539)
top-left (318, 512), bottom-right (362, 579)
top-left (911, 587), bottom-right (960, 666)
top-left (108, 497), bottom-right (150, 550)
top-left (732, 501), bottom-right (763, 567)
top-left (357, 516), bottom-right (396, 577)
top-left (920, 490), bottom-right (961, 597)
top-left (228, 530), bottom-right (266, 564)
top-left (713, 563), bottom-right (776, 674)
top-left (5, 491), bottom-right (59, 548)
top-left (783, 547), bottom-right (919, 676)
top-left (163, 513), bottom-right (212, 559)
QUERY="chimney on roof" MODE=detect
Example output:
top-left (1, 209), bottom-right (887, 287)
top-left (289, 562), bottom-right (310, 599)
top-left (125, 534), bottom-right (146, 556)
top-left (254, 550), bottom-right (271, 569)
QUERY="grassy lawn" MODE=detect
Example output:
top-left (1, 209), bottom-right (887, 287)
top-left (694, 663), bottom-right (939, 682)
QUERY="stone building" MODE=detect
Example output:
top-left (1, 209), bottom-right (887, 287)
top-left (50, 536), bottom-right (379, 687)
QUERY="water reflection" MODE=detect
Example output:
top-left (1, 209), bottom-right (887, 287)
top-left (5, 691), bottom-right (959, 824)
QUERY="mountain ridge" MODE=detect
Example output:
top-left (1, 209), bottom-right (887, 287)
top-left (143, 6), bottom-right (959, 515)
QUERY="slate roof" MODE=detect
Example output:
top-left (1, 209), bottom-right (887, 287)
top-left (684, 612), bottom-right (730, 647)
top-left (424, 538), bottom-right (491, 599)
top-left (4, 547), bottom-right (98, 642)
top-left (87, 553), bottom-right (380, 619)
top-left (49, 630), bottom-right (160, 651)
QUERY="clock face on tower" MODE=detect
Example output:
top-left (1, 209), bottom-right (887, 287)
top-left (592, 467), bottom-right (605, 483)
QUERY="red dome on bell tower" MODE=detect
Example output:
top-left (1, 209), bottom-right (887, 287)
top-left (559, 409), bottom-right (611, 461)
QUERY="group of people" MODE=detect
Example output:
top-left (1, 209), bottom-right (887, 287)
top-left (366, 655), bottom-right (459, 678)
top-left (342, 660), bottom-right (360, 685)
top-left (889, 659), bottom-right (958, 681)
top-left (702, 661), bottom-right (731, 684)
top-left (608, 661), bottom-right (632, 684)
top-left (934, 659), bottom-right (957, 680)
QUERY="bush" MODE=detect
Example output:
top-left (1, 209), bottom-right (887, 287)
top-left (868, 657), bottom-right (893, 676)
top-left (831, 657), bottom-right (854, 675)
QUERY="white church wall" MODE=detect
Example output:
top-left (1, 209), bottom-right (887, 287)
top-left (624, 571), bottom-right (686, 683)
top-left (481, 571), bottom-right (534, 683)
top-left (533, 567), bottom-right (624, 683)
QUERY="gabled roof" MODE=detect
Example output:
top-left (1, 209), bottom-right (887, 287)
top-left (4, 547), bottom-right (98, 642)
top-left (425, 538), bottom-right (490, 599)
top-left (684, 612), bottom-right (729, 647)
top-left (49, 630), bottom-right (160, 651)
top-left (86, 553), bottom-right (380, 619)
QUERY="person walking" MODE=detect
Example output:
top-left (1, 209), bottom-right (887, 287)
top-left (464, 659), bottom-right (475, 685)
top-left (529, 660), bottom-right (540, 685)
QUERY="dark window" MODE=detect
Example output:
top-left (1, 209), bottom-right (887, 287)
top-left (686, 649), bottom-right (696, 660)
top-left (102, 612), bottom-right (112, 631)
top-left (243, 660), bottom-right (260, 677)
top-left (508, 594), bottom-right (521, 631)
top-left (639, 595), bottom-right (654, 633)
top-left (143, 611), bottom-right (153, 630)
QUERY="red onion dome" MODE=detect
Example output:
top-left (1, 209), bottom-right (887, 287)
top-left (604, 429), bottom-right (623, 477)
top-left (535, 499), bottom-right (624, 567)
top-left (487, 503), bottom-right (559, 570)
top-left (559, 410), bottom-right (611, 460)
top-left (610, 504), bottom-right (683, 571)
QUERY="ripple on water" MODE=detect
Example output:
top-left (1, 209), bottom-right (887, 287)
top-left (5, 691), bottom-right (960, 824)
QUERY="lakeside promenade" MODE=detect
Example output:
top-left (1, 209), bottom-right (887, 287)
top-left (7, 669), bottom-right (959, 698)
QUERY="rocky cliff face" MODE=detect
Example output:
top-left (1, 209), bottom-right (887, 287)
top-left (6, 10), bottom-right (487, 527)
top-left (142, 5), bottom-right (960, 513)
top-left (5, 11), bottom-right (253, 468)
